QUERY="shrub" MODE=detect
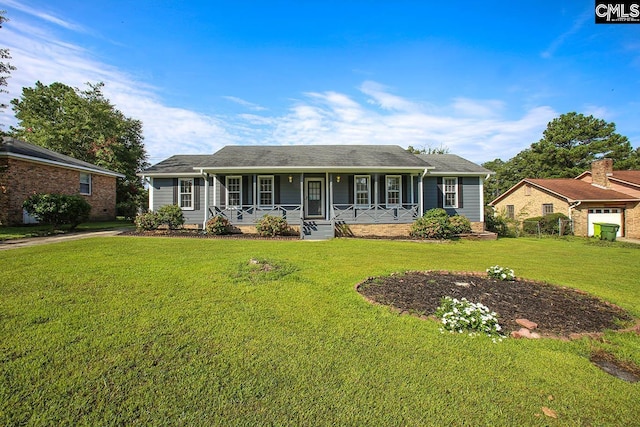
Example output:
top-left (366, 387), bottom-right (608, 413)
top-left (156, 204), bottom-right (184, 230)
top-left (485, 209), bottom-right (518, 237)
top-left (23, 193), bottom-right (91, 229)
top-left (435, 296), bottom-right (503, 339)
top-left (135, 211), bottom-right (159, 231)
top-left (410, 209), bottom-right (471, 239)
top-left (486, 265), bottom-right (515, 281)
top-left (522, 213), bottom-right (571, 236)
top-left (116, 201), bottom-right (138, 220)
top-left (449, 215), bottom-right (472, 234)
top-left (423, 208), bottom-right (449, 219)
top-left (206, 215), bottom-right (231, 235)
top-left (256, 214), bottom-right (289, 237)
top-left (410, 216), bottom-right (451, 239)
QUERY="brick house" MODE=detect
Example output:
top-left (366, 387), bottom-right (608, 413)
top-left (0, 137), bottom-right (125, 226)
top-left (489, 159), bottom-right (640, 238)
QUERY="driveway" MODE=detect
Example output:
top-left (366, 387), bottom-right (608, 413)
top-left (0, 230), bottom-right (124, 251)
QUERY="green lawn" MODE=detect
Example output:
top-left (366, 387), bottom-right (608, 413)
top-left (1, 237), bottom-right (638, 426)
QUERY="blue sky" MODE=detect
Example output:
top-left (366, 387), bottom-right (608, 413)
top-left (1, 1), bottom-right (639, 165)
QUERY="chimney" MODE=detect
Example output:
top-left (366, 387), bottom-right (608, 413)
top-left (591, 158), bottom-right (613, 188)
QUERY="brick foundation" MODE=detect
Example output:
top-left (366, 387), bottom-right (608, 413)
top-left (0, 158), bottom-right (118, 225)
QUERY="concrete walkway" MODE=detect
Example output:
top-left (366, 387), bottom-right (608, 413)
top-left (0, 230), bottom-right (124, 251)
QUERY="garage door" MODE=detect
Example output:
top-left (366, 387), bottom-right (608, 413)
top-left (587, 208), bottom-right (622, 237)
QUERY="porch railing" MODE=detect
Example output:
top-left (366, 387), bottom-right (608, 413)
top-left (209, 203), bottom-right (419, 225)
top-left (210, 205), bottom-right (303, 224)
top-left (332, 203), bottom-right (419, 223)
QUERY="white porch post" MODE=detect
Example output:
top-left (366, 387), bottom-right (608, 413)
top-left (203, 173), bottom-right (209, 229)
top-left (299, 173), bottom-right (304, 220)
top-left (147, 177), bottom-right (154, 211)
top-left (419, 171), bottom-right (425, 216)
top-left (329, 173), bottom-right (334, 220)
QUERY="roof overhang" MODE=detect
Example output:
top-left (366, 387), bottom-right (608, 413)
top-left (1, 152), bottom-right (125, 178)
top-left (195, 166), bottom-right (430, 174)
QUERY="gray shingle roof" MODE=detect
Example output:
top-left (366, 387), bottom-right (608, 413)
top-left (1, 137), bottom-right (125, 177)
top-left (141, 145), bottom-right (490, 176)
top-left (417, 154), bottom-right (493, 175)
top-left (206, 145), bottom-right (427, 168)
top-left (142, 154), bottom-right (219, 174)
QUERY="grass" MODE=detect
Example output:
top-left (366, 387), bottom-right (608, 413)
top-left (1, 236), bottom-right (639, 425)
top-left (0, 218), bottom-right (134, 240)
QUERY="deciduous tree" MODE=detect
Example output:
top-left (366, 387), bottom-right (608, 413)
top-left (11, 81), bottom-right (148, 214)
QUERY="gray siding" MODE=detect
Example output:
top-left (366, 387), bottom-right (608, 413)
top-left (422, 176), bottom-right (482, 221)
top-left (151, 177), bottom-right (206, 225)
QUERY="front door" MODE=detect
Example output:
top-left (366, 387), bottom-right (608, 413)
top-left (305, 178), bottom-right (325, 218)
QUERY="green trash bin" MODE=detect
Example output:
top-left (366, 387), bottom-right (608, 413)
top-left (599, 223), bottom-right (620, 242)
top-left (593, 223), bottom-right (602, 239)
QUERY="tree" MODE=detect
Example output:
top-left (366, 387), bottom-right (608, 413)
top-left (406, 144), bottom-right (450, 154)
top-left (1, 11), bottom-right (17, 129)
top-left (11, 81), bottom-right (148, 214)
top-left (484, 112), bottom-right (639, 201)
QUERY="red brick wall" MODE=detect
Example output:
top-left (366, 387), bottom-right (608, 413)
top-left (0, 158), bottom-right (117, 225)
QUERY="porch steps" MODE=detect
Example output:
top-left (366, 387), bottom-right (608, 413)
top-left (301, 220), bottom-right (334, 240)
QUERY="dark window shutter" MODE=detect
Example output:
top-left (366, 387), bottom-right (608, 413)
top-left (402, 175), bottom-right (408, 204)
top-left (220, 176), bottom-right (226, 206)
top-left (274, 176), bottom-right (281, 204)
top-left (173, 178), bottom-right (178, 205)
top-left (457, 177), bottom-right (463, 209)
top-left (348, 175), bottom-right (354, 204)
top-left (194, 178), bottom-right (201, 210)
top-left (243, 176), bottom-right (250, 205)
top-left (436, 177), bottom-right (443, 208)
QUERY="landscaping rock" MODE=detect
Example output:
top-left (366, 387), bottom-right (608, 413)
top-left (516, 318), bottom-right (538, 330)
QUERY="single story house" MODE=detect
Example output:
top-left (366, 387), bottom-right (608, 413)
top-left (489, 159), bottom-right (640, 238)
top-left (141, 145), bottom-right (492, 239)
top-left (0, 137), bottom-right (125, 225)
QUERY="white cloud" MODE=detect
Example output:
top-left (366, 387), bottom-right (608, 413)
top-left (0, 6), bottom-right (558, 166)
top-left (222, 96), bottom-right (267, 111)
top-left (541, 8), bottom-right (591, 59)
top-left (0, 0), bottom-right (86, 32)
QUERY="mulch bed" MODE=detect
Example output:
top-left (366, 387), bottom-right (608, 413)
top-left (357, 271), bottom-right (634, 337)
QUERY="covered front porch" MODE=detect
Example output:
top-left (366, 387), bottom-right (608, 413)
top-left (201, 171), bottom-right (425, 238)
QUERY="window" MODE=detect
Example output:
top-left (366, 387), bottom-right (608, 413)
top-left (506, 205), bottom-right (515, 219)
top-left (443, 177), bottom-right (458, 208)
top-left (258, 176), bottom-right (274, 207)
top-left (524, 185), bottom-right (531, 196)
top-left (179, 178), bottom-right (194, 210)
top-left (226, 176), bottom-right (242, 208)
top-left (355, 175), bottom-right (370, 206)
top-left (79, 173), bottom-right (91, 195)
top-left (386, 175), bottom-right (401, 206)
top-left (542, 204), bottom-right (554, 215)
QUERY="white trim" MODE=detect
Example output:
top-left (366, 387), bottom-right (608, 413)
top-left (385, 175), bottom-right (402, 207)
top-left (226, 176), bottom-right (242, 208)
top-left (203, 173), bottom-right (210, 228)
top-left (354, 175), bottom-right (371, 207)
top-left (79, 172), bottom-right (92, 195)
top-left (479, 176), bottom-right (485, 222)
top-left (258, 175), bottom-right (275, 208)
top-left (148, 178), bottom-right (154, 211)
top-left (1, 152), bottom-right (125, 178)
top-left (443, 177), bottom-right (458, 208)
top-left (179, 178), bottom-right (195, 210)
